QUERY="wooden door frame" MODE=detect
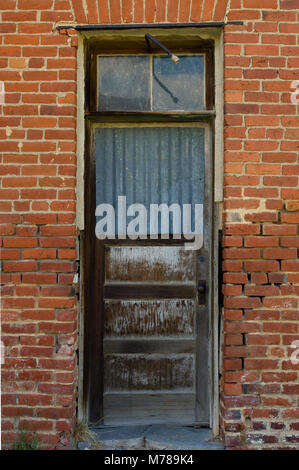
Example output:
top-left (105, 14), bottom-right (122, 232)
top-left (76, 27), bottom-right (224, 436)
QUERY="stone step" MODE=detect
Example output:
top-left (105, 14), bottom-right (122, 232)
top-left (88, 425), bottom-right (224, 450)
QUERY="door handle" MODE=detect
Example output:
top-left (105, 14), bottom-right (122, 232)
top-left (198, 280), bottom-right (206, 305)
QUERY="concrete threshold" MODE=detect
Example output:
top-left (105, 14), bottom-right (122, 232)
top-left (87, 425), bottom-right (224, 450)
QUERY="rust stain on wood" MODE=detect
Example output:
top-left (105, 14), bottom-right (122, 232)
top-left (105, 246), bottom-right (196, 282)
top-left (104, 354), bottom-right (195, 391)
top-left (104, 299), bottom-right (195, 337)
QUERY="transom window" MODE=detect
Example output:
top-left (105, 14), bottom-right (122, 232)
top-left (97, 55), bottom-right (205, 112)
top-left (86, 34), bottom-right (214, 114)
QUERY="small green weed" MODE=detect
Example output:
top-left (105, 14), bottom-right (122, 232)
top-left (12, 429), bottom-right (39, 450)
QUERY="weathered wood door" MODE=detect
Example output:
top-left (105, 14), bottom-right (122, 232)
top-left (86, 123), bottom-right (212, 426)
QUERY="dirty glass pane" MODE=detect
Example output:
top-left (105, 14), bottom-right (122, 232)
top-left (98, 56), bottom-right (150, 111)
top-left (152, 56), bottom-right (205, 111)
top-left (95, 127), bottom-right (205, 235)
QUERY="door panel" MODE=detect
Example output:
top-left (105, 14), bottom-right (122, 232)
top-left (103, 355), bottom-right (195, 424)
top-left (105, 246), bottom-right (196, 282)
top-left (104, 299), bottom-right (195, 337)
top-left (103, 394), bottom-right (196, 425)
top-left (105, 354), bottom-right (195, 391)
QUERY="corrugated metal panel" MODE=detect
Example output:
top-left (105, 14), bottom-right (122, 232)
top-left (95, 126), bottom-right (205, 234)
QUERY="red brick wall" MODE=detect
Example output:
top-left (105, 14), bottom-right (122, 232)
top-left (0, 0), bottom-right (298, 449)
top-left (222, 0), bottom-right (299, 449)
top-left (0, 0), bottom-right (79, 450)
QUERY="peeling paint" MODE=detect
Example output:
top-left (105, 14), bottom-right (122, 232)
top-left (105, 299), bottom-right (195, 337)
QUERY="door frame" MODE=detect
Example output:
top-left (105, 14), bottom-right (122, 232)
top-left (76, 27), bottom-right (224, 436)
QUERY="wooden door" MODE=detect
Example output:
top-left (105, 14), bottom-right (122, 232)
top-left (85, 123), bottom-right (212, 426)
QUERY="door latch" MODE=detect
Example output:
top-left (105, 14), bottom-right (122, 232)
top-left (198, 280), bottom-right (206, 305)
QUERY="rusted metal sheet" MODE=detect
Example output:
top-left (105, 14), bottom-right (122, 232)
top-left (104, 299), bottom-right (195, 337)
top-left (105, 246), bottom-right (196, 282)
top-left (104, 354), bottom-right (195, 392)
